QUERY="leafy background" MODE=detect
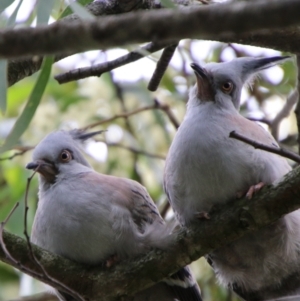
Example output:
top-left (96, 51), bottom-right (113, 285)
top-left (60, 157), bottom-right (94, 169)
top-left (0, 1), bottom-right (297, 300)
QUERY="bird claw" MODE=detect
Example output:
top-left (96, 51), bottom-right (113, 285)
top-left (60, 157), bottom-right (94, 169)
top-left (246, 182), bottom-right (265, 199)
top-left (195, 211), bottom-right (210, 220)
top-left (105, 254), bottom-right (119, 268)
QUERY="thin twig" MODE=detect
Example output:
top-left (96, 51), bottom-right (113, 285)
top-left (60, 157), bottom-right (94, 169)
top-left (24, 171), bottom-right (37, 251)
top-left (0, 203), bottom-right (20, 265)
top-left (280, 134), bottom-right (298, 146)
top-left (0, 203), bottom-right (46, 288)
top-left (294, 55), bottom-right (300, 155)
top-left (55, 41), bottom-right (171, 84)
top-left (0, 147), bottom-right (33, 161)
top-left (148, 43), bottom-right (179, 91)
top-left (229, 131), bottom-right (300, 163)
top-left (83, 98), bottom-right (180, 130)
top-left (160, 201), bottom-right (170, 219)
top-left (109, 71), bottom-right (143, 183)
top-left (97, 139), bottom-right (165, 160)
top-left (24, 171), bottom-right (85, 301)
top-left (271, 90), bottom-right (299, 140)
top-left (176, 42), bottom-right (188, 77)
top-left (8, 292), bottom-right (58, 301)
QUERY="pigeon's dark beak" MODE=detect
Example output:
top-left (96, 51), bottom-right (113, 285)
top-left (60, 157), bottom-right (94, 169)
top-left (26, 162), bottom-right (40, 170)
top-left (26, 160), bottom-right (58, 183)
top-left (191, 63), bottom-right (215, 101)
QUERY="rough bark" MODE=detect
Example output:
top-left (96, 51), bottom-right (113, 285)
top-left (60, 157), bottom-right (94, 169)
top-left (1, 0), bottom-right (300, 59)
top-left (9, 292), bottom-right (58, 301)
top-left (5, 0), bottom-right (300, 86)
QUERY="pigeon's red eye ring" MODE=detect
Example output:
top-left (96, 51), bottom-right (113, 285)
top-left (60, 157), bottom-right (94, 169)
top-left (60, 150), bottom-right (72, 163)
top-left (221, 81), bottom-right (233, 94)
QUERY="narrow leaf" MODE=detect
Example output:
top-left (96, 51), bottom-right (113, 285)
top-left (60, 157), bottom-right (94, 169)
top-left (6, 0), bottom-right (23, 27)
top-left (0, 60), bottom-right (7, 113)
top-left (0, 0), bottom-right (15, 14)
top-left (36, 0), bottom-right (55, 25)
top-left (59, 0), bottom-right (93, 20)
top-left (69, 1), bottom-right (94, 20)
top-left (0, 56), bottom-right (54, 153)
top-left (160, 0), bottom-right (176, 8)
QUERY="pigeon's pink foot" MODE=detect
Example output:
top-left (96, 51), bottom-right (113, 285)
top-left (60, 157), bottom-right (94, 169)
top-left (245, 182), bottom-right (265, 200)
top-left (195, 211), bottom-right (210, 220)
top-left (105, 254), bottom-right (119, 268)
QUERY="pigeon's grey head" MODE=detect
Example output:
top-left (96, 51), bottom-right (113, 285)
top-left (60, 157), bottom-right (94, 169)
top-left (26, 129), bottom-right (103, 184)
top-left (189, 56), bottom-right (290, 110)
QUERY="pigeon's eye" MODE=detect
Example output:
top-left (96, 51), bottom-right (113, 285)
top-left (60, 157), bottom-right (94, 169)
top-left (60, 150), bottom-right (72, 163)
top-left (221, 81), bottom-right (233, 94)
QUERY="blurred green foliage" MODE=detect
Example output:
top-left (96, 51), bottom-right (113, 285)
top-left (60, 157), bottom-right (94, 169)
top-left (0, 1), bottom-right (298, 301)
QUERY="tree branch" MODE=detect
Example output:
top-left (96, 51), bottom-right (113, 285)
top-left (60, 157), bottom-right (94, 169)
top-left (0, 146), bottom-right (33, 161)
top-left (9, 292), bottom-right (58, 301)
top-left (7, 0), bottom-right (155, 86)
top-left (148, 42), bottom-right (179, 91)
top-left (294, 55), bottom-right (300, 154)
top-left (2, 0), bottom-right (300, 60)
top-left (83, 99), bottom-right (180, 130)
top-left (271, 90), bottom-right (299, 141)
top-left (54, 41), bottom-right (171, 84)
top-left (2, 165), bottom-right (300, 301)
top-left (229, 131), bottom-right (300, 163)
top-left (97, 139), bottom-right (166, 160)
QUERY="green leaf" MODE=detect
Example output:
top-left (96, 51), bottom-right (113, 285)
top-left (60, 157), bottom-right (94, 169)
top-left (36, 0), bottom-right (55, 25)
top-left (59, 0), bottom-right (93, 20)
top-left (0, 56), bottom-right (54, 153)
top-left (0, 0), bottom-right (15, 14)
top-left (0, 60), bottom-right (7, 113)
top-left (6, 0), bottom-right (23, 27)
top-left (68, 0), bottom-right (94, 20)
top-left (160, 0), bottom-right (176, 8)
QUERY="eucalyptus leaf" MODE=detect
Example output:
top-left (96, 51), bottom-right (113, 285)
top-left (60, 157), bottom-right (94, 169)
top-left (0, 0), bottom-right (15, 14)
top-left (6, 0), bottom-right (23, 27)
top-left (160, 0), bottom-right (176, 8)
top-left (59, 0), bottom-right (94, 20)
top-left (0, 56), bottom-right (54, 153)
top-left (36, 0), bottom-right (55, 25)
top-left (69, 0), bottom-right (94, 20)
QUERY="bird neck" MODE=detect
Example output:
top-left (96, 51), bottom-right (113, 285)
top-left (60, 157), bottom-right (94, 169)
top-left (186, 96), bottom-right (238, 120)
top-left (38, 175), bottom-right (54, 192)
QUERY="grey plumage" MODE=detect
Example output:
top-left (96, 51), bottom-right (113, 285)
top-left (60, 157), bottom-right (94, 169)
top-left (27, 129), bottom-right (202, 301)
top-left (164, 56), bottom-right (300, 300)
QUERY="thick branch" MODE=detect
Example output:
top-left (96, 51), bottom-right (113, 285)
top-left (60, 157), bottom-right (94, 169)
top-left (2, 0), bottom-right (300, 60)
top-left (7, 0), bottom-right (155, 86)
top-left (2, 166), bottom-right (300, 301)
top-left (228, 27), bottom-right (300, 55)
top-left (9, 292), bottom-right (58, 301)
